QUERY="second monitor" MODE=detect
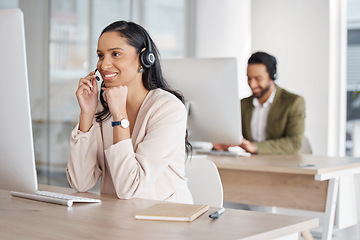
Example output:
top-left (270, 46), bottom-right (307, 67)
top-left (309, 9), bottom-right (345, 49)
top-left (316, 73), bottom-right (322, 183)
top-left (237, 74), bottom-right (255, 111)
top-left (161, 57), bottom-right (242, 145)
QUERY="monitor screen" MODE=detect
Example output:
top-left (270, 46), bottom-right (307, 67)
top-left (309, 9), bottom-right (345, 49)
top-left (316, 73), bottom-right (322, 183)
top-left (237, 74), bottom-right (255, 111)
top-left (0, 8), bottom-right (38, 193)
top-left (162, 58), bottom-right (242, 145)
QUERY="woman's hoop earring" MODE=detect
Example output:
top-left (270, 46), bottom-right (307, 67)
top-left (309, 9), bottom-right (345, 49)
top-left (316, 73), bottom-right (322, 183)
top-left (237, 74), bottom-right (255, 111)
top-left (138, 66), bottom-right (144, 73)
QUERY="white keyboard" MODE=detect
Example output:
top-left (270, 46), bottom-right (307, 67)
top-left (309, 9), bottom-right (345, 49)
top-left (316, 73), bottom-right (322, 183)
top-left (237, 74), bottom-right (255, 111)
top-left (11, 190), bottom-right (101, 207)
top-left (196, 149), bottom-right (251, 157)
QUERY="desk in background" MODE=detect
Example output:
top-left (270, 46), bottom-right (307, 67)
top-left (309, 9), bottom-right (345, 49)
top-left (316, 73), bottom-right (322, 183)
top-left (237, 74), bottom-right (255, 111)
top-left (206, 154), bottom-right (360, 240)
top-left (0, 185), bottom-right (317, 240)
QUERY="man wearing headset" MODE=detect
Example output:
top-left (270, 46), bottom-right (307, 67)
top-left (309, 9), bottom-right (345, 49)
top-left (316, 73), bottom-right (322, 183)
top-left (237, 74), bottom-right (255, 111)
top-left (214, 52), bottom-right (305, 154)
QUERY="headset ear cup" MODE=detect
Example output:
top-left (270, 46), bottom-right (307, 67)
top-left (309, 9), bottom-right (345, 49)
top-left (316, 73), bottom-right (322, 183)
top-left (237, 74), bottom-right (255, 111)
top-left (139, 51), bottom-right (148, 68)
top-left (273, 73), bottom-right (278, 80)
top-left (140, 51), bottom-right (155, 68)
top-left (147, 52), bottom-right (155, 66)
top-left (271, 56), bottom-right (277, 80)
top-left (140, 30), bottom-right (156, 68)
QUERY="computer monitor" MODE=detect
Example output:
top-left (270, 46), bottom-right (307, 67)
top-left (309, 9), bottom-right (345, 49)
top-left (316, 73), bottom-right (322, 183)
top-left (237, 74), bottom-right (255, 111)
top-left (0, 8), bottom-right (38, 193)
top-left (162, 58), bottom-right (243, 145)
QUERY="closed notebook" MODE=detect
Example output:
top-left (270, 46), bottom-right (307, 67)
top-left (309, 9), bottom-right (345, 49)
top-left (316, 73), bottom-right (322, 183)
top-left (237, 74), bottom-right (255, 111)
top-left (134, 203), bottom-right (210, 222)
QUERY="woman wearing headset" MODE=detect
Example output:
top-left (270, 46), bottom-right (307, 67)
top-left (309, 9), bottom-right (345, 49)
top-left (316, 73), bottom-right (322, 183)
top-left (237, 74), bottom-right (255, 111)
top-left (67, 21), bottom-right (193, 204)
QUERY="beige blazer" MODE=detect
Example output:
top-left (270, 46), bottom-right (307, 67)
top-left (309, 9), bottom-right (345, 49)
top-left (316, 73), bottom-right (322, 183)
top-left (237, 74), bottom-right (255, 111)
top-left (67, 89), bottom-right (193, 204)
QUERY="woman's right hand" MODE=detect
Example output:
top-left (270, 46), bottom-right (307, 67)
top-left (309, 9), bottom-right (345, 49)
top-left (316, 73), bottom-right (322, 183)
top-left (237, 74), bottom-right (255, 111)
top-left (76, 71), bottom-right (98, 132)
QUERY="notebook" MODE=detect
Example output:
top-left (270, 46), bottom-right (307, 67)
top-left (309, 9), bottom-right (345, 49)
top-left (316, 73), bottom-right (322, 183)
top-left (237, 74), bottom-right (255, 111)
top-left (135, 203), bottom-right (210, 222)
top-left (0, 8), bottom-right (100, 207)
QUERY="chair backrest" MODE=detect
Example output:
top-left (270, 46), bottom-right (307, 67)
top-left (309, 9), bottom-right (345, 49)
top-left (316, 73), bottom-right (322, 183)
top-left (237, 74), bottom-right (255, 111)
top-left (300, 136), bottom-right (313, 154)
top-left (185, 157), bottom-right (223, 208)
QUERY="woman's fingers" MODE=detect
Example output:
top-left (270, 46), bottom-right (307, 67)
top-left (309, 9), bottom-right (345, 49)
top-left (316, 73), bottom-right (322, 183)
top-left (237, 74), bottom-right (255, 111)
top-left (78, 71), bottom-right (96, 86)
top-left (76, 83), bottom-right (92, 96)
top-left (78, 77), bottom-right (93, 89)
top-left (78, 71), bottom-right (98, 94)
top-left (101, 86), bottom-right (128, 117)
top-left (102, 86), bottom-right (128, 102)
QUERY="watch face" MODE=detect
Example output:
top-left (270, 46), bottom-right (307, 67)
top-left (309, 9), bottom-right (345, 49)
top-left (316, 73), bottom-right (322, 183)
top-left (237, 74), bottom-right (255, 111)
top-left (121, 118), bottom-right (130, 128)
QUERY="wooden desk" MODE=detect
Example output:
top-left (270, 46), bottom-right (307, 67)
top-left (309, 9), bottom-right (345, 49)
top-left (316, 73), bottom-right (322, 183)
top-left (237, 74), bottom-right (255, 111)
top-left (205, 154), bottom-right (360, 240)
top-left (0, 185), bottom-right (317, 240)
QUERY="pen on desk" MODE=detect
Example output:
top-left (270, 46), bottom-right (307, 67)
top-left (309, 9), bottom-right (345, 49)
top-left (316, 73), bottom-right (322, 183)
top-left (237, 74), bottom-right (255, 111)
top-left (209, 207), bottom-right (225, 219)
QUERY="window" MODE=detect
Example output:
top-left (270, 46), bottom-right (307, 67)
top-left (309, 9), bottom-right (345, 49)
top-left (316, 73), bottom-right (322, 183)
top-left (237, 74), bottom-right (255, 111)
top-left (346, 0), bottom-right (360, 156)
top-left (0, 0), bottom-right (18, 8)
top-left (346, 29), bottom-right (360, 156)
top-left (142, 0), bottom-right (186, 59)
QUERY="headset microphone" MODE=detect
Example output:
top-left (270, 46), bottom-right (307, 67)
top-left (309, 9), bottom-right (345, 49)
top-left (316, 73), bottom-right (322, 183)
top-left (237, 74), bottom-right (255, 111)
top-left (94, 68), bottom-right (100, 81)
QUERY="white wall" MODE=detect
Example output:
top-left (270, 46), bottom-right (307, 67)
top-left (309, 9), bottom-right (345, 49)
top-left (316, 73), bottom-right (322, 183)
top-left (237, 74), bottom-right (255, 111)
top-left (194, 0), bottom-right (252, 99)
top-left (251, 0), bottom-right (347, 156)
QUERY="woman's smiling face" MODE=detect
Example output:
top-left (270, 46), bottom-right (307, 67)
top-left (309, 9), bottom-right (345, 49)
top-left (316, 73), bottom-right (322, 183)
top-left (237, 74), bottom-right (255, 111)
top-left (96, 31), bottom-right (142, 88)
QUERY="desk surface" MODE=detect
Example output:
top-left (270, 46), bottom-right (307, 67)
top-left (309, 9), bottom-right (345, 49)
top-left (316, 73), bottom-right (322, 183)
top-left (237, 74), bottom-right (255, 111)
top-left (204, 154), bottom-right (360, 178)
top-left (0, 185), bottom-right (318, 240)
top-left (196, 154), bottom-right (360, 240)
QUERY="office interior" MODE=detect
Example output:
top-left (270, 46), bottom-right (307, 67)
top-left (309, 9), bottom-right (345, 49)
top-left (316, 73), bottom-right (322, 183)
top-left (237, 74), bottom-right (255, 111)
top-left (1, 0), bottom-right (360, 238)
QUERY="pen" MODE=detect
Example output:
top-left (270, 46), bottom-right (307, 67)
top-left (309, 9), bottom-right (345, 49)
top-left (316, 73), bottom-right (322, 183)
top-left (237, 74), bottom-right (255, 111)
top-left (209, 207), bottom-right (225, 219)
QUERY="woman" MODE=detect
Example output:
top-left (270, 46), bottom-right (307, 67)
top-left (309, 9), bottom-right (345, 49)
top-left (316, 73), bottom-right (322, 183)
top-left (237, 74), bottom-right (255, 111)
top-left (67, 21), bottom-right (193, 204)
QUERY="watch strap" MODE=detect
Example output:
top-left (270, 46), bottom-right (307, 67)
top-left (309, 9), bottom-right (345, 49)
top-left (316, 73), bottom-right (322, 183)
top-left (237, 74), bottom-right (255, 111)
top-left (111, 121), bottom-right (121, 127)
top-left (111, 118), bottom-right (130, 128)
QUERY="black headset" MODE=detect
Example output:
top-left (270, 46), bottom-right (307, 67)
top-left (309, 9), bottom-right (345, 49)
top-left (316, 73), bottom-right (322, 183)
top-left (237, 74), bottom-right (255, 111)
top-left (139, 31), bottom-right (155, 68)
top-left (270, 55), bottom-right (278, 80)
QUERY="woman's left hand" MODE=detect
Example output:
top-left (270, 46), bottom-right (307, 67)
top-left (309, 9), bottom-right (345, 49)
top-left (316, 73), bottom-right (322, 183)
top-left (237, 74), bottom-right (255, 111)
top-left (102, 85), bottom-right (128, 120)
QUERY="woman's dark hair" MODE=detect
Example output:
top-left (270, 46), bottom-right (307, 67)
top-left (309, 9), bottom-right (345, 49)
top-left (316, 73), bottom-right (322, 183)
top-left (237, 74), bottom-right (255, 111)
top-left (95, 20), bottom-right (192, 156)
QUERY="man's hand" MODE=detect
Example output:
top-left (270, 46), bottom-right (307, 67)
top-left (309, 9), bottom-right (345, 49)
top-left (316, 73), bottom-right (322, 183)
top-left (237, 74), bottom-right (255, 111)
top-left (212, 143), bottom-right (232, 151)
top-left (239, 138), bottom-right (257, 154)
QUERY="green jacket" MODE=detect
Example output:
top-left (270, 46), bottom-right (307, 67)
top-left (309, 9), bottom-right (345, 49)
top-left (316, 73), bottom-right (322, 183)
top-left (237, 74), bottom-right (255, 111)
top-left (241, 86), bottom-right (305, 154)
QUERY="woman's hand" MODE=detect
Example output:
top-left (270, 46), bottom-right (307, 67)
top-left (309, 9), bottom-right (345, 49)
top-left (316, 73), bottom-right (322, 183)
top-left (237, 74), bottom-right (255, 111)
top-left (102, 85), bottom-right (128, 121)
top-left (103, 85), bottom-right (130, 144)
top-left (76, 71), bottom-right (98, 132)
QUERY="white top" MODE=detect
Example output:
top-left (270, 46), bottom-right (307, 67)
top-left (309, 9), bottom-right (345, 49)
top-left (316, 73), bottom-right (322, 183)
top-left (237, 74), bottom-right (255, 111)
top-left (251, 88), bottom-right (276, 142)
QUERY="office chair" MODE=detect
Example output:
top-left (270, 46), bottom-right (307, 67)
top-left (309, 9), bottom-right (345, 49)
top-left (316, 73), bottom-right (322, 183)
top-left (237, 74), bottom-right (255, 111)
top-left (300, 136), bottom-right (313, 154)
top-left (185, 157), bottom-right (223, 208)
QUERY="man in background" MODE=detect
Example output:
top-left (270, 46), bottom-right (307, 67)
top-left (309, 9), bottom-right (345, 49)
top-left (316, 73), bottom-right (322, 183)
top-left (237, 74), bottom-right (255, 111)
top-left (214, 52), bottom-right (305, 154)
